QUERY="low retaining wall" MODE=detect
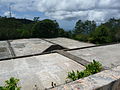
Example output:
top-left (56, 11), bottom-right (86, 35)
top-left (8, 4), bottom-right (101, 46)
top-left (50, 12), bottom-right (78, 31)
top-left (50, 65), bottom-right (120, 90)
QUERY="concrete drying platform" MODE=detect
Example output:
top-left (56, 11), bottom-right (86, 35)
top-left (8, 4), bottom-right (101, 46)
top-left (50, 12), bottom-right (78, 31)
top-left (68, 43), bottom-right (120, 68)
top-left (0, 53), bottom-right (85, 90)
top-left (0, 38), bottom-right (95, 60)
top-left (10, 38), bottom-right (54, 56)
top-left (0, 41), bottom-right (12, 59)
top-left (46, 37), bottom-right (95, 49)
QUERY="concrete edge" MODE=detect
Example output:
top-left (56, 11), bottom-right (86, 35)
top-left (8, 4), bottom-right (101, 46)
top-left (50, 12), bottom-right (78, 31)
top-left (49, 65), bottom-right (120, 90)
top-left (0, 51), bottom-right (55, 61)
top-left (64, 42), bottom-right (120, 51)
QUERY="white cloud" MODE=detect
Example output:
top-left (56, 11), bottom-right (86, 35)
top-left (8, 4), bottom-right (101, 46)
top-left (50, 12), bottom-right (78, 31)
top-left (3, 11), bottom-right (16, 17)
top-left (98, 0), bottom-right (120, 8)
top-left (3, 11), bottom-right (10, 16)
top-left (0, 0), bottom-right (120, 22)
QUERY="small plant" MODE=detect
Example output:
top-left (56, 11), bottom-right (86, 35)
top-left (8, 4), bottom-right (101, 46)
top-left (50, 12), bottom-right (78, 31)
top-left (67, 60), bottom-right (103, 81)
top-left (0, 77), bottom-right (21, 90)
top-left (67, 70), bottom-right (77, 81)
top-left (77, 70), bottom-right (92, 79)
top-left (86, 60), bottom-right (103, 74)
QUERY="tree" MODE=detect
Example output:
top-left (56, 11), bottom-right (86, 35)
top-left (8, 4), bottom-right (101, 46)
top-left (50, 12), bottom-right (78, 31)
top-left (74, 20), bottom-right (96, 35)
top-left (115, 30), bottom-right (120, 42)
top-left (73, 20), bottom-right (96, 42)
top-left (89, 25), bottom-right (112, 44)
top-left (104, 18), bottom-right (120, 42)
top-left (74, 20), bottom-right (84, 34)
top-left (32, 19), bottom-right (59, 38)
top-left (58, 28), bottom-right (72, 38)
top-left (83, 20), bottom-right (96, 34)
top-left (33, 17), bottom-right (39, 22)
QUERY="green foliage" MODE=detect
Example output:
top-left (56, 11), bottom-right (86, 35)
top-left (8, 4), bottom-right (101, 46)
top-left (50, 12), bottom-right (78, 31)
top-left (85, 60), bottom-right (103, 74)
top-left (73, 18), bottom-right (120, 44)
top-left (32, 19), bottom-right (59, 38)
top-left (74, 34), bottom-right (89, 42)
top-left (76, 70), bottom-right (92, 79)
top-left (67, 60), bottom-right (103, 81)
top-left (74, 20), bottom-right (96, 35)
top-left (104, 18), bottom-right (120, 42)
top-left (67, 70), bottom-right (77, 81)
top-left (58, 28), bottom-right (73, 38)
top-left (0, 16), bottom-right (120, 44)
top-left (74, 20), bottom-right (84, 34)
top-left (33, 17), bottom-right (39, 22)
top-left (89, 25), bottom-right (112, 44)
top-left (0, 77), bottom-right (21, 90)
top-left (0, 17), bottom-right (33, 40)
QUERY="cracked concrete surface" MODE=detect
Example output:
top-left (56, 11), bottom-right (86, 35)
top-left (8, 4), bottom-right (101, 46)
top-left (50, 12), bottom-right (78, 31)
top-left (10, 38), bottom-right (54, 56)
top-left (68, 43), bottom-right (120, 68)
top-left (0, 53), bottom-right (85, 90)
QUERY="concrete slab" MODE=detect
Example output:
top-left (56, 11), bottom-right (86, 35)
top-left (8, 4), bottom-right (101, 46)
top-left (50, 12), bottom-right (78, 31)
top-left (46, 37), bottom-right (95, 49)
top-left (10, 38), bottom-right (53, 56)
top-left (0, 53), bottom-right (85, 90)
top-left (68, 43), bottom-right (120, 68)
top-left (0, 41), bottom-right (12, 59)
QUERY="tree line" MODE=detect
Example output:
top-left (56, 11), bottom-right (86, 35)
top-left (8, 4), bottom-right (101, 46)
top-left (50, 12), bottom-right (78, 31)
top-left (0, 16), bottom-right (120, 44)
top-left (73, 18), bottom-right (120, 44)
top-left (0, 16), bottom-right (70, 40)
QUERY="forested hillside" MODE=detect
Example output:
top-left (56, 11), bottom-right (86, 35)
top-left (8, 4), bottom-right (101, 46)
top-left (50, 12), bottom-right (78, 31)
top-left (0, 16), bottom-right (70, 40)
top-left (0, 16), bottom-right (120, 44)
top-left (0, 17), bottom-right (33, 39)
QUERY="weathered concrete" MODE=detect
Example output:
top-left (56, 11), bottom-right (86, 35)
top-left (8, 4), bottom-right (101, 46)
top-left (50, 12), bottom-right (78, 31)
top-left (0, 41), bottom-right (12, 59)
top-left (9, 38), bottom-right (54, 56)
top-left (0, 38), bottom-right (95, 59)
top-left (46, 37), bottom-right (95, 49)
top-left (0, 53), bottom-right (85, 90)
top-left (50, 65), bottom-right (120, 90)
top-left (1, 38), bottom-right (120, 90)
top-left (68, 43), bottom-right (120, 68)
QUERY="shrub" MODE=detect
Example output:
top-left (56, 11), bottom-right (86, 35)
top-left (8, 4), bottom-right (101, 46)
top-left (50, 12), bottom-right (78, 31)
top-left (67, 60), bottom-right (103, 81)
top-left (67, 70), bottom-right (77, 81)
top-left (86, 60), bottom-right (103, 74)
top-left (0, 77), bottom-right (21, 90)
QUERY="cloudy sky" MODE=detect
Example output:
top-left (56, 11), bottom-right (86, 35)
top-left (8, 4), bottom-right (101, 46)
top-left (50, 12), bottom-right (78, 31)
top-left (0, 0), bottom-right (120, 30)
